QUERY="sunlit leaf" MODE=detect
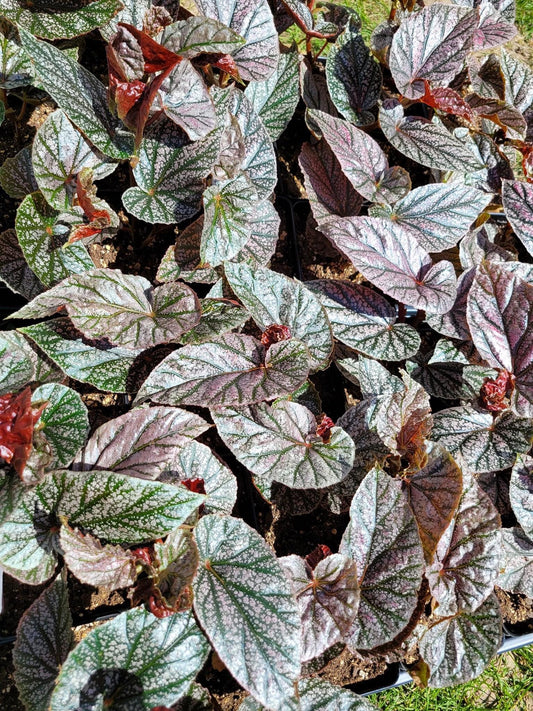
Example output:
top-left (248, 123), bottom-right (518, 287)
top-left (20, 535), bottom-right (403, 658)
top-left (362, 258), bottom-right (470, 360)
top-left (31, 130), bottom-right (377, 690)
top-left (337, 355), bottom-right (403, 398)
top-left (233, 199), bottom-right (280, 267)
top-left (426, 268), bottom-right (473, 341)
top-left (510, 455), bottom-right (533, 539)
top-left (100, 0), bottom-right (151, 40)
top-left (0, 228), bottom-right (43, 301)
top-left (0, 331), bottom-right (35, 396)
top-left (500, 47), bottom-right (533, 113)
top-left (160, 16), bottom-right (246, 57)
top-left (474, 1), bottom-right (517, 50)
top-left (497, 527), bottom-right (533, 596)
top-left (180, 298), bottom-right (248, 345)
top-left (502, 179), bottom-right (533, 259)
top-left (0, 146), bottom-right (38, 199)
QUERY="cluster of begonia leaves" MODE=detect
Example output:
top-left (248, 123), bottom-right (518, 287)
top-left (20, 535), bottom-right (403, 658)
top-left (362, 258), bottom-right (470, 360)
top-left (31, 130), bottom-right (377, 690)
top-left (0, 0), bottom-right (532, 709)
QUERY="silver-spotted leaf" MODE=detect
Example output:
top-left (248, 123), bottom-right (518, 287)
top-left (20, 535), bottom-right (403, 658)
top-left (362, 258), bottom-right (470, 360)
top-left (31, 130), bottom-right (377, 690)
top-left (74, 406), bottom-right (209, 479)
top-left (50, 608), bottom-right (209, 711)
top-left (0, 23), bottom-right (32, 89)
top-left (340, 466), bottom-right (425, 650)
top-left (181, 298), bottom-right (248, 345)
top-left (12, 575), bottom-right (73, 711)
top-left (224, 262), bottom-right (333, 370)
top-left (0, 330), bottom-right (35, 395)
top-left (192, 514), bottom-right (301, 711)
top-left (497, 527), bottom-right (533, 596)
top-left (157, 217), bottom-right (219, 285)
top-left (426, 268), bottom-right (474, 341)
top-left (500, 48), bottom-right (533, 113)
top-left (502, 179), bottom-right (533, 258)
top-left (510, 455), bottom-right (533, 539)
top-left (0, 229), bottom-right (43, 302)
top-left (321, 216), bottom-right (457, 315)
top-left (0, 145), bottom-right (38, 199)
top-left (475, 1), bottom-right (517, 50)
top-left (135, 333), bottom-right (310, 408)
top-left (160, 60), bottom-right (217, 141)
top-left (160, 16), bottom-right (246, 57)
top-left (233, 198), bottom-right (280, 267)
top-left (212, 401), bottom-right (355, 490)
top-left (419, 593), bottom-right (502, 688)
top-left (337, 355), bottom-right (403, 398)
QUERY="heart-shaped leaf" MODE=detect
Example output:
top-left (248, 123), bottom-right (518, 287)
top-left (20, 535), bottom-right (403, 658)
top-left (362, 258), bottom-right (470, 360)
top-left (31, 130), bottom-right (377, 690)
top-left (502, 179), bottom-right (533, 258)
top-left (0, 145), bottom-right (38, 199)
top-left (340, 465), bottom-right (425, 650)
top-left (13, 575), bottom-right (73, 711)
top-left (192, 514), bottom-right (301, 711)
top-left (224, 263), bottom-right (333, 370)
top-left (426, 470), bottom-right (500, 616)
top-left (430, 405), bottom-right (533, 473)
top-left (510, 455), bottom-right (533, 539)
top-left (321, 216), bottom-right (457, 315)
top-left (73, 406), bottom-right (209, 479)
top-left (0, 229), bottom-right (43, 301)
top-left (135, 333), bottom-right (310, 408)
top-left (160, 16), bottom-right (246, 57)
top-left (212, 401), bottom-right (355, 490)
top-left (307, 279), bottom-right (421, 361)
top-left (389, 4), bottom-right (477, 99)
top-left (50, 608), bottom-right (209, 711)
top-left (20, 30), bottom-right (132, 159)
top-left (60, 524), bottom-right (137, 590)
top-left (20, 319), bottom-right (138, 394)
top-left (326, 20), bottom-right (381, 126)
top-left (497, 527), bottom-right (533, 596)
top-left (419, 593), bottom-right (502, 688)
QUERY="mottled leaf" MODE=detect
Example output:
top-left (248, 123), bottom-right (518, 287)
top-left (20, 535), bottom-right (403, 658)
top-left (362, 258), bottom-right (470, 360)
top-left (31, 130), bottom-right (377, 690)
top-left (0, 330), bottom-right (35, 396)
top-left (0, 146), bottom-right (38, 199)
top-left (181, 298), bottom-right (248, 345)
top-left (192, 514), bottom-right (301, 711)
top-left (160, 16), bottom-right (246, 57)
top-left (0, 229), bottom-right (43, 301)
top-left (500, 48), bottom-right (533, 114)
top-left (213, 401), bottom-right (355, 490)
top-left (0, 24), bottom-right (32, 89)
top-left (50, 608), bottom-right (209, 711)
top-left (233, 199), bottom-right (280, 267)
top-left (502, 179), bottom-right (533, 258)
top-left (497, 527), bottom-right (533, 596)
top-left (510, 455), bottom-right (533, 539)
top-left (426, 268), bottom-right (474, 341)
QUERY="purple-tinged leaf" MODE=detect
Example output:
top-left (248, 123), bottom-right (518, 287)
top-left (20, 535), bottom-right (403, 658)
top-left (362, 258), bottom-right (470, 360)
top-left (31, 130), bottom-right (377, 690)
top-left (340, 465), bottom-right (425, 650)
top-left (165, 439), bottom-right (237, 515)
top-left (157, 217), bottom-right (219, 284)
top-left (244, 47), bottom-right (300, 142)
top-left (321, 216), bottom-right (457, 315)
top-left (326, 20), bottom-right (382, 126)
top-left (60, 525), bottom-right (136, 590)
top-left (419, 593), bottom-right (502, 688)
top-left (212, 401), bottom-right (355, 490)
top-left (459, 228), bottom-right (514, 270)
top-left (474, 0), bottom-right (517, 50)
top-left (50, 609), bottom-right (209, 711)
top-left (0, 228), bottom-right (43, 301)
top-left (497, 527), bottom-right (533, 596)
top-left (379, 100), bottom-right (483, 172)
top-left (20, 319), bottom-right (138, 394)
top-left (160, 16), bottom-right (246, 58)
top-left (468, 52), bottom-right (506, 100)
top-left (193, 514), bottom-right (301, 711)
top-left (426, 268), bottom-right (474, 341)
top-left (20, 30), bottom-right (132, 160)
top-left (159, 60), bottom-right (217, 141)
top-left (426, 470), bottom-right (500, 615)
top-left (389, 4), bottom-right (477, 100)
top-left (431, 405), bottom-right (533, 473)
top-left (233, 199), bottom-right (280, 268)
top-left (500, 48), bottom-right (533, 113)
top-left (502, 179), bottom-right (533, 258)
top-left (299, 57), bottom-right (338, 119)
top-left (225, 263), bottom-right (333, 370)
top-left (74, 406), bottom-right (209, 479)
top-left (280, 553), bottom-right (359, 662)
top-left (181, 298), bottom-right (248, 345)
top-left (13, 575), bottom-right (73, 711)
top-left (299, 140), bottom-right (363, 226)
top-left (307, 279), bottom-right (420, 361)
top-left (135, 333), bottom-right (310, 408)
top-left (373, 165), bottom-right (412, 205)
top-left (279, 0), bottom-right (314, 30)
top-left (0, 146), bottom-right (38, 199)
top-left (152, 526), bottom-right (199, 612)
top-left (467, 93), bottom-right (527, 136)
top-left (510, 455), bottom-right (533, 539)
top-left (194, 0), bottom-right (279, 82)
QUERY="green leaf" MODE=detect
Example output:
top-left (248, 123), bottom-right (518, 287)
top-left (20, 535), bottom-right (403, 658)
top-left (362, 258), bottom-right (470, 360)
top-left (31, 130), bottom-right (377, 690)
top-left (244, 47), bottom-right (300, 142)
top-left (20, 319), bottom-right (138, 393)
top-left (0, 330), bottom-right (35, 395)
top-left (225, 263), bottom-right (333, 370)
top-left (50, 609), bottom-right (209, 711)
top-left (212, 401), bottom-right (355, 489)
top-left (161, 16), bottom-right (246, 57)
top-left (13, 575), bottom-right (73, 711)
top-left (0, 228), bottom-right (43, 300)
top-left (1, 0), bottom-right (123, 40)
top-left (510, 455), bottom-right (533, 539)
top-left (181, 298), bottom-right (248, 346)
top-left (0, 23), bottom-right (33, 89)
top-left (19, 29), bottom-right (132, 159)
top-left (232, 199), bottom-right (280, 267)
top-left (192, 514), bottom-right (301, 711)
top-left (135, 333), bottom-right (311, 408)
top-left (0, 145), bottom-right (38, 199)
top-left (340, 465), bottom-right (425, 650)
top-left (15, 192), bottom-right (94, 287)
top-left (419, 594), bottom-right (502, 687)
top-left (100, 0), bottom-right (151, 40)
top-left (430, 405), bottom-right (533, 473)
top-left (497, 527), bottom-right (533, 596)
top-left (326, 20), bottom-right (381, 126)
top-left (337, 355), bottom-right (403, 398)
top-left (31, 383), bottom-right (88, 470)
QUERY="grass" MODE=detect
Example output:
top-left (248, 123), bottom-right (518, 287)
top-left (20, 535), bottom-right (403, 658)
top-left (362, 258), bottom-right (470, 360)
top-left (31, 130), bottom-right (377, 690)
top-left (517, 0), bottom-right (533, 38)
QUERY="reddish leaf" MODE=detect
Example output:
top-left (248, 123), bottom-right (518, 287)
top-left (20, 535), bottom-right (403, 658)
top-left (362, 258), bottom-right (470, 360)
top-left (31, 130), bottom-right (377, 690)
top-left (261, 324), bottom-right (292, 348)
top-left (119, 22), bottom-right (181, 74)
top-left (0, 388), bottom-right (45, 478)
top-left (305, 544), bottom-right (331, 570)
top-left (316, 415), bottom-right (335, 444)
top-left (114, 79), bottom-right (146, 121)
top-left (421, 82), bottom-right (477, 124)
top-left (479, 370), bottom-right (515, 412)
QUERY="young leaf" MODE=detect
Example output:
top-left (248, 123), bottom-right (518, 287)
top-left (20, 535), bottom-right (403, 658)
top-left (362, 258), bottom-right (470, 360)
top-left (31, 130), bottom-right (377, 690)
top-left (426, 470), bottom-right (500, 616)
top-left (326, 20), bottom-right (382, 126)
top-left (73, 406), bottom-right (209, 479)
top-left (13, 575), bottom-right (73, 711)
top-left (340, 465), bottom-right (425, 650)
top-left (389, 4), bottom-right (477, 100)
top-left (20, 319), bottom-right (139, 394)
top-left (50, 608), bottom-right (209, 711)
top-left (192, 514), bottom-right (301, 711)
top-left (135, 333), bottom-right (310, 408)
top-left (212, 401), bottom-right (355, 490)
top-left (224, 263), bottom-right (333, 370)
top-left (306, 279), bottom-right (421, 361)
top-left (0, 229), bottom-right (43, 301)
top-left (497, 527), bottom-right (533, 596)
top-left (419, 594), bottom-right (502, 688)
top-left (502, 179), bottom-right (533, 258)
top-left (0, 146), bottom-right (38, 199)
top-left (321, 216), bottom-right (457, 315)
top-left (510, 455), bottom-right (533, 539)
top-left (19, 30), bottom-right (132, 160)
top-left (160, 16), bottom-right (246, 57)
top-left (430, 405), bottom-right (533, 473)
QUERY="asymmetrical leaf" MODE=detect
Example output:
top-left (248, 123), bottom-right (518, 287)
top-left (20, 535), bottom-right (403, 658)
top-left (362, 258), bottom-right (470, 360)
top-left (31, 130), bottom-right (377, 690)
top-left (502, 179), bottom-right (533, 258)
top-left (192, 514), bottom-right (301, 711)
top-left (510, 455), bottom-right (533, 538)
top-left (340, 466), bottom-right (425, 650)
top-left (212, 401), bottom-right (355, 490)
top-left (0, 146), bottom-right (38, 199)
top-left (13, 576), bottom-right (73, 711)
top-left (0, 229), bottom-right (43, 301)
top-left (497, 527), bottom-right (533, 596)
top-left (50, 609), bottom-right (209, 711)
top-left (321, 217), bottom-right (457, 315)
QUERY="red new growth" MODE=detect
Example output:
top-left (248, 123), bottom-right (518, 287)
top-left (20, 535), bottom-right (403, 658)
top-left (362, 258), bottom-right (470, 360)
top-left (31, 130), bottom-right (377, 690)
top-left (261, 324), bottom-right (292, 348)
top-left (182, 478), bottom-right (206, 495)
top-left (480, 370), bottom-right (515, 412)
top-left (305, 544), bottom-right (332, 570)
top-left (316, 415), bottom-right (334, 443)
top-left (0, 388), bottom-right (45, 478)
